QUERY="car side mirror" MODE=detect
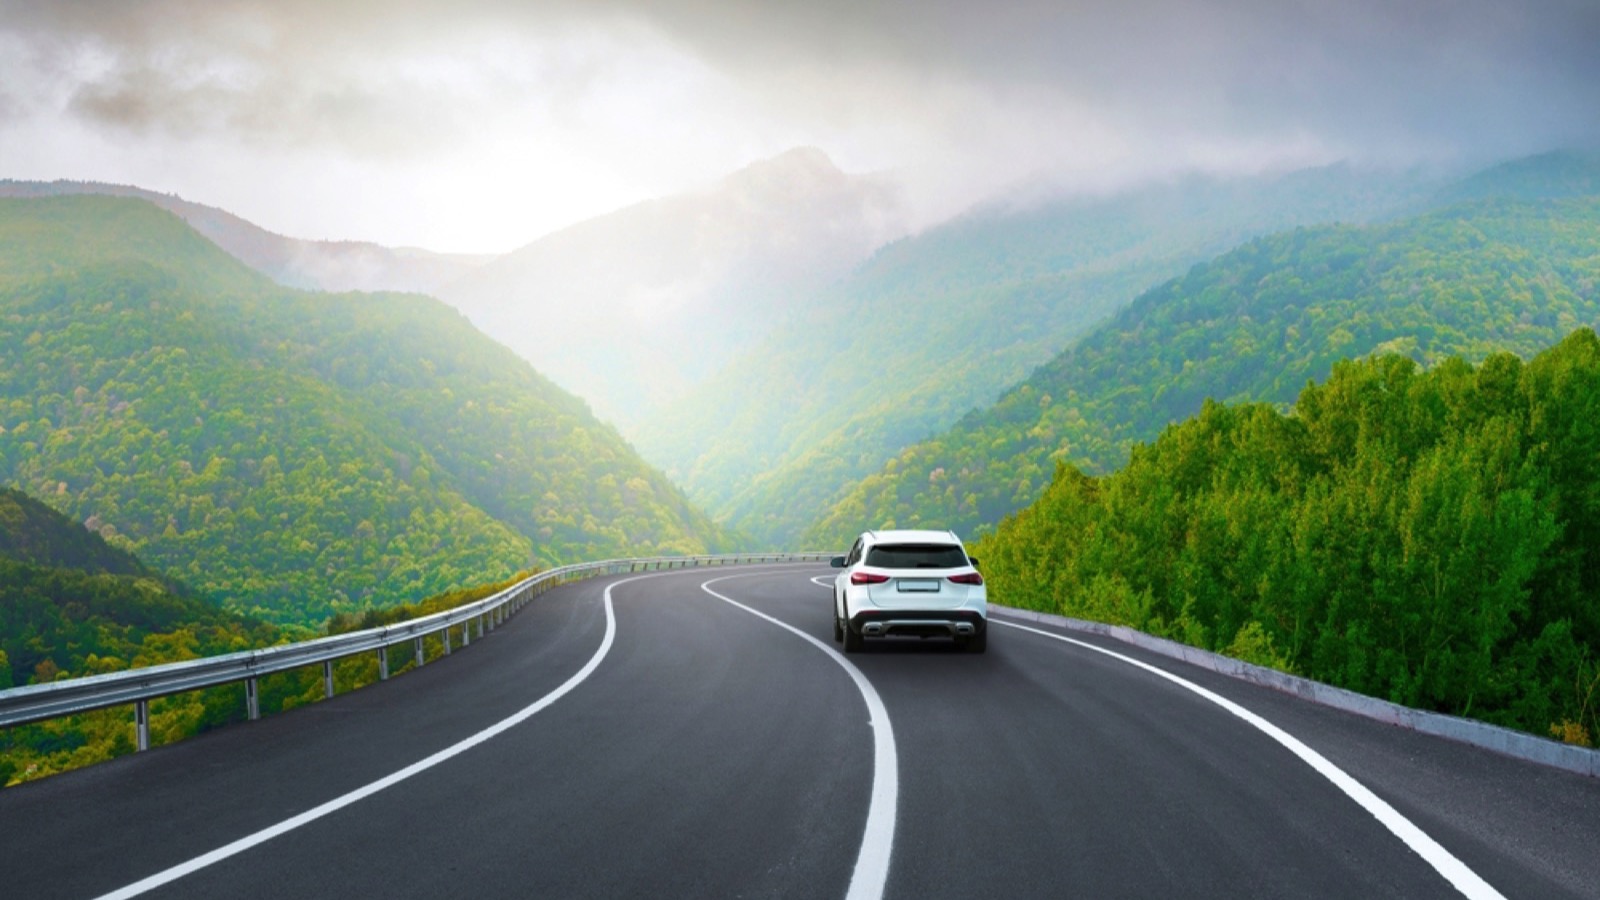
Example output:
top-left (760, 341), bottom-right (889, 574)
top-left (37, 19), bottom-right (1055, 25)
top-left (829, 556), bottom-right (846, 568)
top-left (967, 556), bottom-right (980, 569)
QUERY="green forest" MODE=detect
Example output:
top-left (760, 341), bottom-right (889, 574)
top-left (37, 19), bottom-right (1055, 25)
top-left (0, 482), bottom-right (537, 786)
top-left (0, 195), bottom-right (728, 625)
top-left (807, 188), bottom-right (1600, 549)
top-left (974, 332), bottom-right (1600, 746)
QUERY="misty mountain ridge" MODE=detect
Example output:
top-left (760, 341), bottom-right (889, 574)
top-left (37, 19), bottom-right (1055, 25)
top-left (803, 152), bottom-right (1600, 548)
top-left (1427, 149), bottom-right (1600, 207)
top-left (435, 146), bottom-right (910, 428)
top-left (0, 180), bottom-right (493, 295)
top-left (9, 146), bottom-right (1589, 559)
top-left (637, 159), bottom-right (1443, 546)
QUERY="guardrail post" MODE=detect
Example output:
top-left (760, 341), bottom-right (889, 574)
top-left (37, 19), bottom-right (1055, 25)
top-left (461, 622), bottom-right (470, 647)
top-left (414, 636), bottom-right (425, 669)
top-left (378, 648), bottom-right (390, 681)
top-left (442, 627), bottom-right (452, 656)
top-left (246, 677), bottom-right (260, 721)
top-left (135, 699), bottom-right (150, 752)
top-left (323, 661), bottom-right (335, 699)
top-left (476, 616), bottom-right (484, 640)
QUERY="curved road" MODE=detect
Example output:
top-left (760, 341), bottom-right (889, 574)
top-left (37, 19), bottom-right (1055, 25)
top-left (3, 563), bottom-right (1597, 898)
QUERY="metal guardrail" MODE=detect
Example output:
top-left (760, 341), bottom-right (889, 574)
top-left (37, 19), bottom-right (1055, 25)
top-left (0, 553), bottom-right (829, 751)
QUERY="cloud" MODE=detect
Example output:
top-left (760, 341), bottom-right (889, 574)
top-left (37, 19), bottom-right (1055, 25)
top-left (632, 0), bottom-right (1600, 159)
top-left (10, 0), bottom-right (1596, 157)
top-left (6, 2), bottom-right (619, 158)
top-left (2, 0), bottom-right (1596, 249)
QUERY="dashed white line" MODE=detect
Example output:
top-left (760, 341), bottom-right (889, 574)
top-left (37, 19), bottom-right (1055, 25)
top-left (701, 574), bottom-right (898, 900)
top-left (992, 618), bottom-right (1506, 900)
top-left (96, 575), bottom-right (635, 900)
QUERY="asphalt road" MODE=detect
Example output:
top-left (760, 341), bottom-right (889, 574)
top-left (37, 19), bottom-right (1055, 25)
top-left (3, 563), bottom-right (1597, 899)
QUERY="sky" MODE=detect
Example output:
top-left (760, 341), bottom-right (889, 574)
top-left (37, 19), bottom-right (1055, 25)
top-left (2, 0), bottom-right (1597, 254)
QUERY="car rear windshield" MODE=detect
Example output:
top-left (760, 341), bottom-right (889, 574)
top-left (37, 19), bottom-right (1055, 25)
top-left (864, 543), bottom-right (969, 569)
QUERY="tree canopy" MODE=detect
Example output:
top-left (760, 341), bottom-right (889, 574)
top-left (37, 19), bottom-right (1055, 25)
top-left (975, 331), bottom-right (1600, 746)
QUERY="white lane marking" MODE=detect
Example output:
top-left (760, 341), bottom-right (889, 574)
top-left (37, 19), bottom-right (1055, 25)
top-left (810, 575), bottom-right (832, 588)
top-left (700, 574), bottom-right (897, 900)
top-left (97, 577), bottom-right (636, 900)
top-left (991, 618), bottom-right (1505, 900)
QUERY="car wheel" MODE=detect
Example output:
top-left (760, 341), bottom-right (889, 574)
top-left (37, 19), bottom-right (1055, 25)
top-left (965, 629), bottom-right (987, 654)
top-left (833, 607), bottom-right (844, 643)
top-left (842, 623), bottom-right (863, 654)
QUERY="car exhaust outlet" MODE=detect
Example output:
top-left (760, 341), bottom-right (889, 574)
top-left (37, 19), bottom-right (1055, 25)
top-left (954, 622), bottom-right (975, 636)
top-left (863, 623), bottom-right (886, 636)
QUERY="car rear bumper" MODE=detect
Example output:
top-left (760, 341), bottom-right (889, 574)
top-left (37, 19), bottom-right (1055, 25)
top-left (849, 609), bottom-right (987, 638)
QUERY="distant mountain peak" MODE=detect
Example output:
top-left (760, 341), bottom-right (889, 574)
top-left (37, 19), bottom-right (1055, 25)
top-left (724, 146), bottom-right (841, 180)
top-left (714, 146), bottom-right (853, 203)
top-left (436, 145), bottom-right (908, 428)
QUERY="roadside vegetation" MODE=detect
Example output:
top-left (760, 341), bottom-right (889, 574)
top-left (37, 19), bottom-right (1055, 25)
top-left (0, 485), bottom-right (531, 787)
top-left (976, 331), bottom-right (1600, 746)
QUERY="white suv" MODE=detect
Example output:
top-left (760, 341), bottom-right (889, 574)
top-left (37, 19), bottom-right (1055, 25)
top-left (830, 529), bottom-right (988, 653)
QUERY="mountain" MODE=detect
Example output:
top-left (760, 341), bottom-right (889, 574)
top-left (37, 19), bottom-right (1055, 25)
top-left (435, 147), bottom-right (909, 427)
top-left (0, 180), bottom-right (492, 294)
top-left (805, 153), bottom-right (1600, 549)
top-left (0, 195), bottom-right (728, 625)
top-left (640, 164), bottom-right (1438, 547)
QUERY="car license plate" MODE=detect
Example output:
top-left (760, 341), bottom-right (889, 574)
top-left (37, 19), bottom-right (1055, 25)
top-left (897, 579), bottom-right (940, 592)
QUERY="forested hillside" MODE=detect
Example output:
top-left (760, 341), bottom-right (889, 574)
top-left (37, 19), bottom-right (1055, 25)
top-left (974, 333), bottom-right (1600, 746)
top-left (0, 486), bottom-right (284, 784)
top-left (807, 160), bottom-right (1600, 549)
top-left (637, 164), bottom-right (1435, 547)
top-left (0, 196), bottom-right (727, 625)
top-left (0, 484), bottom-right (541, 786)
top-left (0, 484), bottom-right (279, 689)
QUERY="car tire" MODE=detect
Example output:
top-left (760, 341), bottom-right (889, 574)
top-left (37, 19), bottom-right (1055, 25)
top-left (833, 609), bottom-right (844, 643)
top-left (965, 629), bottom-right (987, 654)
top-left (842, 623), bottom-right (863, 654)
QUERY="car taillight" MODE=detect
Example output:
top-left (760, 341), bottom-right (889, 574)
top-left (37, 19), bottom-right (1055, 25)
top-left (851, 572), bottom-right (890, 585)
top-left (948, 572), bottom-right (984, 585)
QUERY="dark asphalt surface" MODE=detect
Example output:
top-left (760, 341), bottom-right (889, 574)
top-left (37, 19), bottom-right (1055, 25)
top-left (2, 563), bottom-right (1597, 899)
